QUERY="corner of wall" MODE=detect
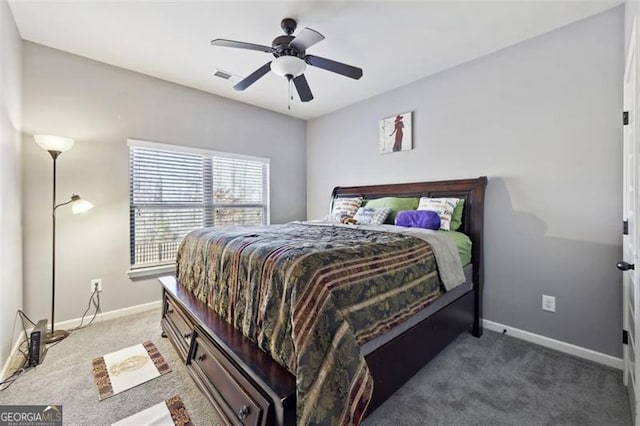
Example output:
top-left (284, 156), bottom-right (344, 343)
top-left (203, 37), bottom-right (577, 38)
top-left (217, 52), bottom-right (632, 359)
top-left (0, 0), bottom-right (24, 373)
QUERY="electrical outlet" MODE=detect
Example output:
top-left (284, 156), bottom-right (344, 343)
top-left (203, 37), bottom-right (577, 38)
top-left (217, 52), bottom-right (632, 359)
top-left (90, 278), bottom-right (103, 293)
top-left (542, 295), bottom-right (555, 312)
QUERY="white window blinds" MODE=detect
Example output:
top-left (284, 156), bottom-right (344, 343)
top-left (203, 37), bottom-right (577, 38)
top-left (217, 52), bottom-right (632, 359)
top-left (129, 141), bottom-right (269, 269)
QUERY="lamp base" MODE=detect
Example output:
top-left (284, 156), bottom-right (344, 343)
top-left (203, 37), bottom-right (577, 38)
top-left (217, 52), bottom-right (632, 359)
top-left (45, 329), bottom-right (69, 344)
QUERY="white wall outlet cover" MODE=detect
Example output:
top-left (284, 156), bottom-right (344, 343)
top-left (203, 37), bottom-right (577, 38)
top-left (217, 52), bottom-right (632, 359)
top-left (542, 295), bottom-right (556, 312)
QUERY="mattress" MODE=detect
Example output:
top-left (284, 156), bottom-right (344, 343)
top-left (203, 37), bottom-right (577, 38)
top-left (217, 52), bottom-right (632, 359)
top-left (361, 263), bottom-right (473, 356)
top-left (436, 230), bottom-right (472, 266)
top-left (360, 228), bottom-right (473, 355)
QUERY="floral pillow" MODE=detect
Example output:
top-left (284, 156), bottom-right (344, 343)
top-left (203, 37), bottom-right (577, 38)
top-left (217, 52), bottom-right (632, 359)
top-left (417, 197), bottom-right (460, 231)
top-left (353, 207), bottom-right (391, 225)
top-left (325, 197), bottom-right (363, 222)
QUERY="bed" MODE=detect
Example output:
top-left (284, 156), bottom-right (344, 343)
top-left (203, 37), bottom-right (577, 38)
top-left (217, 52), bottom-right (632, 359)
top-left (159, 176), bottom-right (487, 425)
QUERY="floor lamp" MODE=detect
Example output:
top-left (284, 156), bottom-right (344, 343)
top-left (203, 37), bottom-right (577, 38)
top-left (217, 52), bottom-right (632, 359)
top-left (34, 135), bottom-right (94, 344)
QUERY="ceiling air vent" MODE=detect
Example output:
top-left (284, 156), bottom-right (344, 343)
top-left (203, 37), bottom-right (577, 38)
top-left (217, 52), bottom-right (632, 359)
top-left (213, 68), bottom-right (242, 83)
top-left (214, 70), bottom-right (232, 80)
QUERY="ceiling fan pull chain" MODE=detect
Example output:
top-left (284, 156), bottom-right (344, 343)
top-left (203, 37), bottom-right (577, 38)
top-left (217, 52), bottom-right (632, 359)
top-left (288, 79), bottom-right (292, 110)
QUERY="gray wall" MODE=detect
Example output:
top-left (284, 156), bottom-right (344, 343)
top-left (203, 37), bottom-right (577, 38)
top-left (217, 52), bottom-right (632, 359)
top-left (0, 0), bottom-right (23, 370)
top-left (626, 0), bottom-right (637, 56)
top-left (307, 8), bottom-right (624, 357)
top-left (21, 42), bottom-right (306, 325)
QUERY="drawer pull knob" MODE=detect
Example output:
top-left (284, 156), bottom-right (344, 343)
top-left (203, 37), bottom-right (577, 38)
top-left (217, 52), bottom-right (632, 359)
top-left (167, 309), bottom-right (174, 314)
top-left (183, 332), bottom-right (192, 339)
top-left (237, 405), bottom-right (250, 419)
top-left (197, 354), bottom-right (206, 362)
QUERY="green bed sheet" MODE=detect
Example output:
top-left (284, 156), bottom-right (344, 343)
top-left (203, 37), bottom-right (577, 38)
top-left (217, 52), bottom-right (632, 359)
top-left (436, 230), bottom-right (472, 266)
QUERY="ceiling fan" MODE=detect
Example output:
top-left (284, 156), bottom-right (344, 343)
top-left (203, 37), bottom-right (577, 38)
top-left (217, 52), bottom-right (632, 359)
top-left (211, 18), bottom-right (363, 105)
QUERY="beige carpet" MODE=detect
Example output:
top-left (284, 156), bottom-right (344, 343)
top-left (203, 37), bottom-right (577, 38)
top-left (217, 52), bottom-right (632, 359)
top-left (0, 308), bottom-right (631, 425)
top-left (0, 309), bottom-right (223, 425)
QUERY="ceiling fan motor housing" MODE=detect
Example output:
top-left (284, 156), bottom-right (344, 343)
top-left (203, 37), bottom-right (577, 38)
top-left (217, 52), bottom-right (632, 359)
top-left (273, 18), bottom-right (305, 58)
top-left (281, 18), bottom-right (297, 35)
top-left (272, 35), bottom-right (300, 56)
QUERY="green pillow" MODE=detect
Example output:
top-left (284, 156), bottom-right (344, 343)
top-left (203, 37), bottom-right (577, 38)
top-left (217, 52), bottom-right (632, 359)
top-left (450, 198), bottom-right (465, 231)
top-left (364, 197), bottom-right (419, 224)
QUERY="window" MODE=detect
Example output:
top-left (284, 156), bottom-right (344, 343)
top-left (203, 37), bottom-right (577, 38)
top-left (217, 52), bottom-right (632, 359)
top-left (128, 139), bottom-right (269, 269)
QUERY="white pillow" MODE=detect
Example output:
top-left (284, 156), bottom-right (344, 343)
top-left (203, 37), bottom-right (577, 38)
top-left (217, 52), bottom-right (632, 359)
top-left (417, 197), bottom-right (460, 231)
top-left (353, 207), bottom-right (391, 225)
top-left (325, 197), bottom-right (362, 222)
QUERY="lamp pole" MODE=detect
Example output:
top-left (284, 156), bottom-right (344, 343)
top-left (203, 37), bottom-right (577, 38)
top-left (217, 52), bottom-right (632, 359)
top-left (34, 135), bottom-right (92, 344)
top-left (47, 151), bottom-right (80, 343)
top-left (49, 150), bottom-right (61, 339)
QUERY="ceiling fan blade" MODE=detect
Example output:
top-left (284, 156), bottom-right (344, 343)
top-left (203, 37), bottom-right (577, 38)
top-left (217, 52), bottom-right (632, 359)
top-left (233, 62), bottom-right (272, 91)
top-left (211, 39), bottom-right (274, 53)
top-left (305, 55), bottom-right (362, 79)
top-left (289, 28), bottom-right (325, 51)
top-left (293, 74), bottom-right (313, 102)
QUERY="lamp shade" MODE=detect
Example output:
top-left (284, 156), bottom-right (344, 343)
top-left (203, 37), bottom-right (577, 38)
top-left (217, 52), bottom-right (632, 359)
top-left (70, 195), bottom-right (94, 214)
top-left (270, 56), bottom-right (306, 78)
top-left (34, 134), bottom-right (75, 153)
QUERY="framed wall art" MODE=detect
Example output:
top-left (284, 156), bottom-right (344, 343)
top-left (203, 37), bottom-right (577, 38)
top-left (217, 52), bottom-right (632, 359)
top-left (379, 111), bottom-right (412, 154)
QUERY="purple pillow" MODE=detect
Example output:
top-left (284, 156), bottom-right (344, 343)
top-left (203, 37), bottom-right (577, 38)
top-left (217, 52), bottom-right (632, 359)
top-left (395, 210), bottom-right (441, 230)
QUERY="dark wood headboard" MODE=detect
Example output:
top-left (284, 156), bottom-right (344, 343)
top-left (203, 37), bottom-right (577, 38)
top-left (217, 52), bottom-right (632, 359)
top-left (330, 176), bottom-right (488, 336)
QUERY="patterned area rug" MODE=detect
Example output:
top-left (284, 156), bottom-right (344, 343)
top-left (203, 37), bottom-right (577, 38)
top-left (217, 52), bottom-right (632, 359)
top-left (111, 395), bottom-right (193, 426)
top-left (93, 340), bottom-right (171, 400)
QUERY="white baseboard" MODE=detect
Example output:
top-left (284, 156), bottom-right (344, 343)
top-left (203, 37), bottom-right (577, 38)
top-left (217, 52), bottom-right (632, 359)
top-left (0, 336), bottom-right (26, 382)
top-left (3, 305), bottom-right (622, 379)
top-left (483, 319), bottom-right (623, 370)
top-left (55, 300), bottom-right (162, 330)
top-left (0, 300), bottom-right (162, 381)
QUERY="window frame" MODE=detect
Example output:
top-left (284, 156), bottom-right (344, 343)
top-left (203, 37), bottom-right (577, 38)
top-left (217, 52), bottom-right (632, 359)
top-left (126, 138), bottom-right (270, 278)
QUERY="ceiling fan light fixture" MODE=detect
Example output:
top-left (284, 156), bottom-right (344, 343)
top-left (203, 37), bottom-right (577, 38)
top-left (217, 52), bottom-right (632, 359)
top-left (270, 56), bottom-right (306, 79)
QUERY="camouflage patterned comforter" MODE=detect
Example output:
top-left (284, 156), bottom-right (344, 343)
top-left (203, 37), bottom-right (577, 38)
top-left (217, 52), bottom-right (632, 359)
top-left (176, 222), bottom-right (445, 425)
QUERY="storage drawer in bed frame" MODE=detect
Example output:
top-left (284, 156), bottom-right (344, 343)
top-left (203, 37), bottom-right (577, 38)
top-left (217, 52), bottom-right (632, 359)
top-left (162, 296), bottom-right (194, 360)
top-left (190, 330), bottom-right (270, 425)
top-left (160, 277), bottom-right (296, 426)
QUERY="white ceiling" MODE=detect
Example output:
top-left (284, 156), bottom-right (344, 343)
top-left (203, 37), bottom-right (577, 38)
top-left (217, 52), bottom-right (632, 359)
top-left (9, 0), bottom-right (621, 120)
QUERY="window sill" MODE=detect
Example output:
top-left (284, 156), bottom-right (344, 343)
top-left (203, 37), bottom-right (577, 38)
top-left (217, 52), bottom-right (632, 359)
top-left (127, 264), bottom-right (176, 281)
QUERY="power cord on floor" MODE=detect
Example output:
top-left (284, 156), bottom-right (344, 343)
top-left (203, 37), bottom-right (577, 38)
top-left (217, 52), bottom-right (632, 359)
top-left (0, 311), bottom-right (33, 391)
top-left (0, 288), bottom-right (102, 390)
top-left (0, 366), bottom-right (32, 391)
